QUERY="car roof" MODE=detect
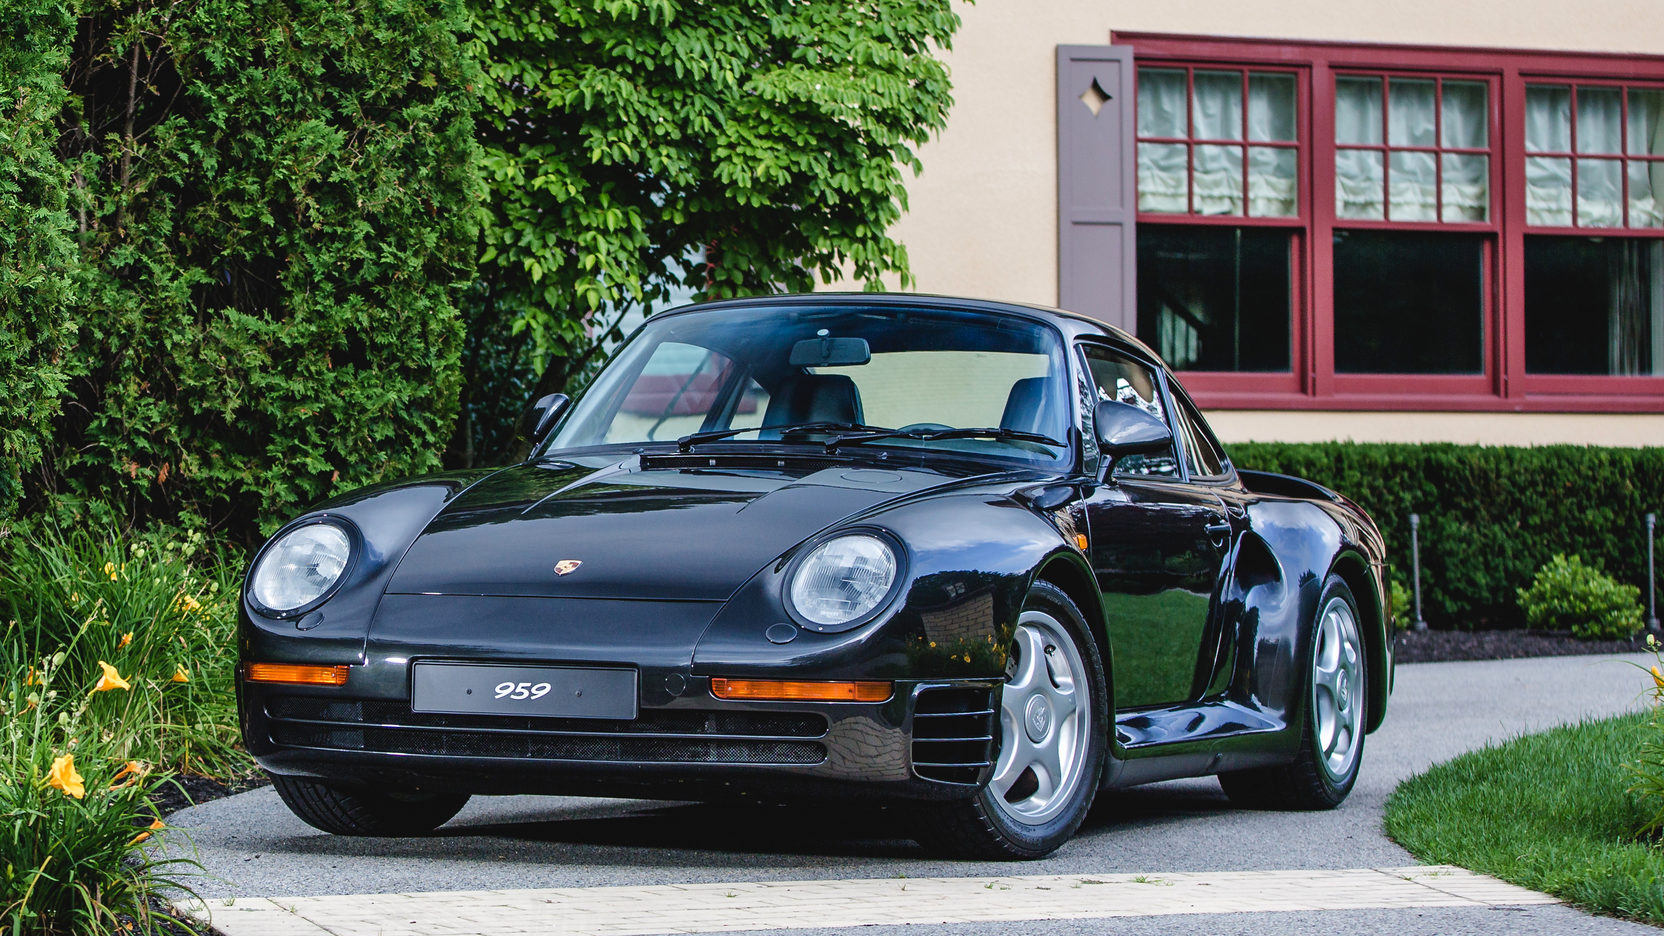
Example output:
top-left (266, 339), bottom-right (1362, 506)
top-left (649, 293), bottom-right (1169, 370)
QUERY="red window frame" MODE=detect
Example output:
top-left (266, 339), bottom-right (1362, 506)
top-left (1117, 31), bottom-right (1664, 413)
top-left (1132, 63), bottom-right (1309, 395)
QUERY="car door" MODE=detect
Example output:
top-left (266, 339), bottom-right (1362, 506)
top-left (1076, 343), bottom-right (1233, 711)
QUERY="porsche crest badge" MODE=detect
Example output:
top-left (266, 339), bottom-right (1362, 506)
top-left (554, 559), bottom-right (582, 576)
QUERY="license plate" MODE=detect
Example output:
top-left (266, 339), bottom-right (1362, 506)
top-left (411, 663), bottom-right (638, 719)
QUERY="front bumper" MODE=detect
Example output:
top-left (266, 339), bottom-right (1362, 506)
top-left (241, 674), bottom-right (1001, 803)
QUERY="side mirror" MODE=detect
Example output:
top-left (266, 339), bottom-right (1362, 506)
top-left (519, 393), bottom-right (571, 446)
top-left (1093, 400), bottom-right (1173, 484)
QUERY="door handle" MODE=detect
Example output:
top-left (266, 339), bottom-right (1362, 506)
top-left (1205, 521), bottom-right (1232, 547)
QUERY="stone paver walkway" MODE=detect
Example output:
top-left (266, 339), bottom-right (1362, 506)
top-left (182, 865), bottom-right (1556, 936)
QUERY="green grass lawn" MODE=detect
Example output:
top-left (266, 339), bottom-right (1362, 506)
top-left (1384, 711), bottom-right (1664, 924)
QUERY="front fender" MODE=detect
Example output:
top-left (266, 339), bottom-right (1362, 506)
top-left (691, 491), bottom-right (1074, 681)
top-left (238, 468), bottom-right (504, 667)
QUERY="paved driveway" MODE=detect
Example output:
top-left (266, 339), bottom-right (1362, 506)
top-left (169, 653), bottom-right (1660, 934)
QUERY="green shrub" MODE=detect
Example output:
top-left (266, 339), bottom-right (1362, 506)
top-left (0, 0), bottom-right (78, 515)
top-left (1517, 554), bottom-right (1644, 640)
top-left (0, 522), bottom-right (247, 778)
top-left (1231, 442), bottom-right (1664, 628)
top-left (17, 0), bottom-right (483, 543)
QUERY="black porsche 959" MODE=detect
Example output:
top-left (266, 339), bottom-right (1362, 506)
top-left (239, 293), bottom-right (1392, 859)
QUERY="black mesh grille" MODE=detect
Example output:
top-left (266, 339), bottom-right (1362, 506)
top-left (268, 697), bottom-right (826, 739)
top-left (265, 696), bottom-right (828, 766)
top-left (269, 724), bottom-right (825, 765)
top-left (911, 686), bottom-right (997, 785)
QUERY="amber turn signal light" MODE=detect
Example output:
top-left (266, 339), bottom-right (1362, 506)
top-left (245, 663), bottom-right (351, 686)
top-left (709, 677), bottom-right (892, 703)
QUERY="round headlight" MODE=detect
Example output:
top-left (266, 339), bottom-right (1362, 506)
top-left (249, 522), bottom-right (353, 615)
top-left (787, 534), bottom-right (899, 630)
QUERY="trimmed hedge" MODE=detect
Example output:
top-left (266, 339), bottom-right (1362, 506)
top-left (1229, 443), bottom-right (1663, 629)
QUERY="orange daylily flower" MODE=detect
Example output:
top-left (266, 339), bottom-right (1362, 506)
top-left (110, 761), bottom-right (149, 789)
top-left (1652, 666), bottom-right (1664, 690)
top-left (90, 660), bottom-right (131, 693)
top-left (23, 666), bottom-right (37, 686)
top-left (170, 665), bottom-right (189, 684)
top-left (129, 818), bottom-right (164, 846)
top-left (47, 754), bottom-right (85, 799)
top-left (118, 632), bottom-right (133, 649)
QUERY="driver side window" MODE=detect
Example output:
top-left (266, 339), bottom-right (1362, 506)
top-left (1079, 345), bottom-right (1179, 478)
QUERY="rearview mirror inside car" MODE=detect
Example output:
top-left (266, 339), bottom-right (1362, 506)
top-left (789, 336), bottom-right (871, 367)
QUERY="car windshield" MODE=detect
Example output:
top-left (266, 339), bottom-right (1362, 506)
top-left (544, 303), bottom-right (1072, 467)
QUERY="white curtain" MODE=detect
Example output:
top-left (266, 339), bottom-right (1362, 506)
top-left (1138, 68), bottom-right (1297, 217)
top-left (1526, 85), bottom-right (1664, 227)
top-left (1335, 77), bottom-right (1488, 222)
top-left (1608, 239), bottom-right (1664, 375)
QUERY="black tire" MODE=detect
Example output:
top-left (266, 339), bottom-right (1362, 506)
top-left (913, 581), bottom-right (1109, 860)
top-left (1219, 575), bottom-right (1366, 810)
top-left (271, 774), bottom-right (471, 836)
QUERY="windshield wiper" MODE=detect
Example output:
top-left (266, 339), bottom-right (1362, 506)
top-left (675, 422), bottom-right (887, 453)
top-left (825, 426), bottom-right (1065, 454)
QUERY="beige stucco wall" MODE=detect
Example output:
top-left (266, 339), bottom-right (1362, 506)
top-left (883, 1), bottom-right (1664, 446)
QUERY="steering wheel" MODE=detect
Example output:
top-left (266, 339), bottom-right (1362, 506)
top-left (899, 423), bottom-right (954, 433)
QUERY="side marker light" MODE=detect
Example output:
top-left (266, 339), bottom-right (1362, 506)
top-left (709, 678), bottom-right (892, 703)
top-left (245, 663), bottom-right (351, 686)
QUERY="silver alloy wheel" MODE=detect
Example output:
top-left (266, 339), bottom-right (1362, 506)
top-left (1311, 594), bottom-right (1364, 783)
top-left (990, 609), bottom-right (1090, 825)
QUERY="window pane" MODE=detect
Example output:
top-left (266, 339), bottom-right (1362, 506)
top-left (1629, 89), bottom-right (1664, 156)
top-left (1193, 144), bottom-right (1244, 215)
top-left (1081, 346), bottom-right (1178, 478)
top-left (1248, 146), bottom-right (1298, 217)
top-left (1333, 230), bottom-right (1485, 374)
top-left (1526, 85), bottom-right (1572, 152)
top-left (1441, 81), bottom-right (1489, 149)
top-left (1248, 73), bottom-right (1297, 142)
top-left (1336, 77), bottom-right (1383, 145)
top-left (1389, 78), bottom-right (1436, 147)
top-left (1578, 158), bottom-right (1624, 227)
top-left (1526, 156), bottom-right (1573, 225)
top-left (1576, 87), bottom-right (1623, 154)
top-left (1192, 71), bottom-right (1243, 140)
top-left (1336, 149), bottom-right (1385, 219)
top-left (1525, 236), bottom-right (1664, 375)
top-left (1630, 160), bottom-right (1664, 228)
top-left (1137, 225), bottom-right (1292, 373)
top-left (1441, 153), bottom-right (1489, 222)
top-left (1138, 68), bottom-right (1188, 138)
top-left (1388, 150), bottom-right (1438, 222)
top-left (1138, 142), bottom-right (1189, 213)
top-left (1174, 394), bottom-right (1227, 478)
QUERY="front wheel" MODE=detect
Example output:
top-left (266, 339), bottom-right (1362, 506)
top-left (913, 581), bottom-right (1108, 859)
top-left (1220, 575), bottom-right (1366, 809)
top-left (271, 774), bottom-right (471, 836)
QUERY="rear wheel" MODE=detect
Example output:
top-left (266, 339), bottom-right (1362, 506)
top-left (1220, 575), bottom-right (1366, 809)
top-left (271, 774), bottom-right (470, 836)
top-left (913, 581), bottom-right (1108, 859)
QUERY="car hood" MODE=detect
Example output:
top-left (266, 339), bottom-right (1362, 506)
top-left (383, 454), bottom-right (968, 602)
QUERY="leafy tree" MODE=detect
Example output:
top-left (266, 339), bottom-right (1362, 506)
top-left (25, 0), bottom-right (483, 540)
top-left (455, 0), bottom-right (962, 466)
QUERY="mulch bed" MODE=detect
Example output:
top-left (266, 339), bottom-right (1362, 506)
top-left (1395, 627), bottom-right (1655, 664)
top-left (150, 772), bottom-right (269, 818)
